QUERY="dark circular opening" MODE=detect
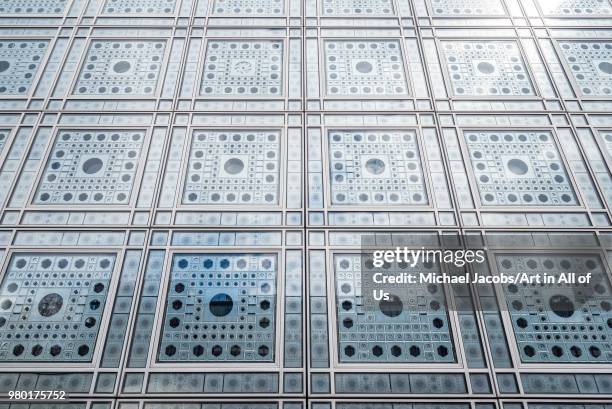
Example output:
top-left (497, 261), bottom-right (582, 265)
top-left (379, 294), bottom-right (403, 317)
top-left (113, 61), bottom-right (131, 73)
top-left (82, 157), bottom-right (104, 174)
top-left (549, 294), bottom-right (574, 318)
top-left (599, 61), bottom-right (612, 74)
top-left (356, 61), bottom-right (373, 73)
top-left (224, 158), bottom-right (244, 174)
top-left (37, 293), bottom-right (63, 317)
top-left (507, 158), bottom-right (529, 175)
top-left (365, 158), bottom-right (386, 175)
top-left (209, 293), bottom-right (233, 317)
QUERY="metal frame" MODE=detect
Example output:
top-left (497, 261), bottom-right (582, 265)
top-left (0, 0), bottom-right (611, 405)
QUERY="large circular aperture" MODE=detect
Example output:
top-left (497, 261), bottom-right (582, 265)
top-left (209, 293), bottom-right (233, 317)
top-left (38, 293), bottom-right (64, 317)
top-left (379, 294), bottom-right (403, 318)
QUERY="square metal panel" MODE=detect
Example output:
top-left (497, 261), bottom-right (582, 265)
top-left (0, 253), bottom-right (115, 362)
top-left (429, 0), bottom-right (506, 16)
top-left (537, 0), bottom-right (612, 16)
top-left (0, 40), bottom-right (49, 95)
top-left (102, 0), bottom-right (177, 14)
top-left (324, 40), bottom-right (409, 97)
top-left (211, 0), bottom-right (285, 15)
top-left (200, 40), bottom-right (284, 97)
top-left (328, 130), bottom-right (428, 206)
top-left (334, 254), bottom-right (455, 363)
top-left (74, 40), bottom-right (166, 96)
top-left (321, 0), bottom-right (395, 16)
top-left (158, 253), bottom-right (277, 362)
top-left (33, 130), bottom-right (145, 205)
top-left (464, 130), bottom-right (577, 206)
top-left (557, 41), bottom-right (612, 97)
top-left (440, 40), bottom-right (536, 97)
top-left (497, 253), bottom-right (612, 363)
top-left (0, 0), bottom-right (67, 14)
top-left (182, 130), bottom-right (281, 205)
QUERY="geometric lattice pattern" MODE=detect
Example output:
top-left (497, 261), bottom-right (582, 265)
top-left (440, 41), bottom-right (536, 97)
top-left (324, 40), bottom-right (409, 96)
top-left (537, 0), bottom-right (612, 16)
top-left (34, 130), bottom-right (145, 205)
top-left (73, 40), bottom-right (166, 95)
top-left (498, 253), bottom-right (612, 363)
top-left (102, 0), bottom-right (177, 14)
top-left (211, 0), bottom-right (284, 15)
top-left (0, 253), bottom-right (115, 362)
top-left (557, 41), bottom-right (612, 97)
top-left (328, 130), bottom-right (428, 205)
top-left (429, 0), bottom-right (506, 16)
top-left (0, 0), bottom-right (67, 13)
top-left (321, 0), bottom-right (395, 15)
top-left (334, 254), bottom-right (454, 362)
top-left (0, 40), bottom-right (49, 95)
top-left (159, 253), bottom-right (277, 362)
top-left (464, 130), bottom-right (577, 206)
top-left (200, 40), bottom-right (284, 96)
top-left (182, 130), bottom-right (280, 205)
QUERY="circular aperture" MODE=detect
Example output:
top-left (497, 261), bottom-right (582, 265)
top-left (38, 293), bottom-right (64, 317)
top-left (477, 61), bottom-right (496, 74)
top-left (0, 61), bottom-right (10, 73)
top-left (598, 62), bottom-right (612, 74)
top-left (379, 294), bottom-right (403, 318)
top-left (209, 293), bottom-right (233, 317)
top-left (113, 61), bottom-right (131, 73)
top-left (365, 158), bottom-right (386, 175)
top-left (355, 61), bottom-right (373, 73)
top-left (507, 158), bottom-right (529, 175)
top-left (82, 157), bottom-right (104, 174)
top-left (549, 294), bottom-right (575, 318)
top-left (223, 158), bottom-right (244, 175)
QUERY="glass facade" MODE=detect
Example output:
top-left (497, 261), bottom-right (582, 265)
top-left (0, 0), bottom-right (611, 408)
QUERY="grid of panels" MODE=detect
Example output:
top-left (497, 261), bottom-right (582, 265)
top-left (463, 130), bottom-right (577, 206)
top-left (159, 253), bottom-right (277, 362)
top-left (0, 252), bottom-right (115, 362)
top-left (429, 0), bottom-right (506, 16)
top-left (321, 0), bottom-right (395, 16)
top-left (102, 0), bottom-right (177, 14)
top-left (497, 253), bottom-right (612, 363)
top-left (183, 130), bottom-right (280, 205)
top-left (328, 130), bottom-right (427, 206)
top-left (74, 40), bottom-right (166, 96)
top-left (334, 254), bottom-right (454, 363)
top-left (556, 41), bottom-right (612, 97)
top-left (34, 129), bottom-right (145, 205)
top-left (536, 0), bottom-right (612, 16)
top-left (200, 40), bottom-right (284, 97)
top-left (0, 0), bottom-right (68, 14)
top-left (439, 41), bottom-right (536, 97)
top-left (0, 40), bottom-right (49, 95)
top-left (1, 0), bottom-right (612, 404)
top-left (323, 40), bottom-right (409, 97)
top-left (211, 0), bottom-right (285, 15)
